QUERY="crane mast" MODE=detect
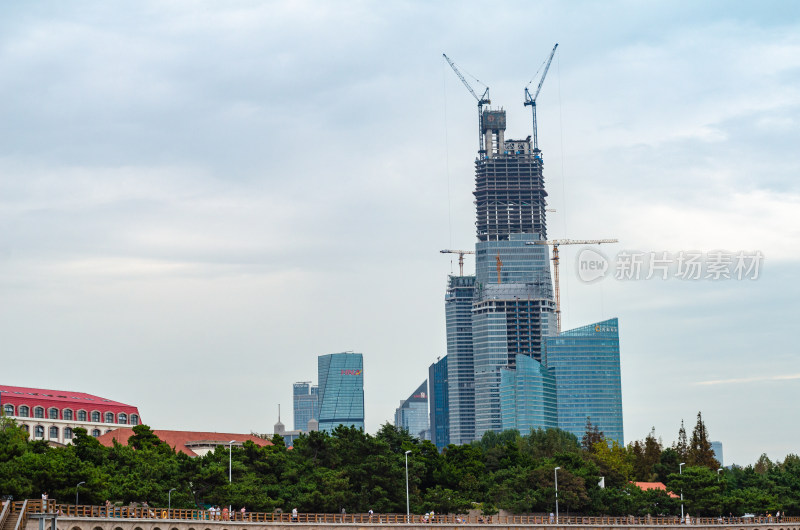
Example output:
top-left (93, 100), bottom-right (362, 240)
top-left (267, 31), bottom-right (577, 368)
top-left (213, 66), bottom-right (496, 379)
top-left (527, 238), bottom-right (618, 333)
top-left (524, 43), bottom-right (558, 153)
top-left (443, 53), bottom-right (491, 157)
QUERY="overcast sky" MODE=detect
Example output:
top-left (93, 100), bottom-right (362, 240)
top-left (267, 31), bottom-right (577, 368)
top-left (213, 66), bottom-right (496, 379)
top-left (2, 1), bottom-right (798, 467)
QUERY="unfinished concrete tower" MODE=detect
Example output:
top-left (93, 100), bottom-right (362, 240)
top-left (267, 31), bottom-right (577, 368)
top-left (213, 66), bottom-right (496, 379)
top-left (474, 109), bottom-right (548, 242)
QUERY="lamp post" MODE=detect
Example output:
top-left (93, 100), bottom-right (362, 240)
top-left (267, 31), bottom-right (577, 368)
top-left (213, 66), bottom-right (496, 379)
top-left (405, 450), bottom-right (412, 523)
top-left (168, 488), bottom-right (176, 513)
top-left (228, 440), bottom-right (236, 482)
top-left (554, 467), bottom-right (561, 523)
top-left (679, 462), bottom-right (685, 522)
top-left (717, 468), bottom-right (723, 481)
top-left (75, 481), bottom-right (85, 506)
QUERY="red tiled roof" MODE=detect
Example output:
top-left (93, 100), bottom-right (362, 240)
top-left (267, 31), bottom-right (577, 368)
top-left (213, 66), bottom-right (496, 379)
top-left (633, 482), bottom-right (679, 498)
top-left (0, 385), bottom-right (140, 416)
top-left (97, 428), bottom-right (272, 457)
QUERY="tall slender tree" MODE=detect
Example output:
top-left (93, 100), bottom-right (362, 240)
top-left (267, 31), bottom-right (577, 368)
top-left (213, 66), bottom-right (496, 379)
top-left (582, 417), bottom-right (604, 451)
top-left (687, 412), bottom-right (718, 469)
top-left (674, 420), bottom-right (688, 462)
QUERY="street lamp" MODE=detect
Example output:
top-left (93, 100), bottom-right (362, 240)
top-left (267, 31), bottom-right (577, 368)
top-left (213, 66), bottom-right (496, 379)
top-left (168, 488), bottom-right (176, 513)
top-left (679, 462), bottom-right (685, 522)
top-left (554, 467), bottom-right (561, 523)
top-left (717, 468), bottom-right (723, 481)
top-left (228, 440), bottom-right (236, 482)
top-left (75, 481), bottom-right (85, 506)
top-left (405, 450), bottom-right (412, 523)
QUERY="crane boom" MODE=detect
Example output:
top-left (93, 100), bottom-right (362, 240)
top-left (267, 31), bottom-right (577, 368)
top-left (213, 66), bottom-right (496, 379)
top-left (440, 249), bottom-right (476, 277)
top-left (524, 43), bottom-right (558, 152)
top-left (443, 53), bottom-right (491, 156)
top-left (526, 237), bottom-right (618, 333)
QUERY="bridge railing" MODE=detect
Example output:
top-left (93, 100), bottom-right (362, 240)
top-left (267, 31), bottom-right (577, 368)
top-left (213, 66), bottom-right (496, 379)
top-left (46, 503), bottom-right (798, 525)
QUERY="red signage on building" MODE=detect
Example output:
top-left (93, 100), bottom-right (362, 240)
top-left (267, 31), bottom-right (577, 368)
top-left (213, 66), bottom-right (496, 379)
top-left (340, 369), bottom-right (362, 376)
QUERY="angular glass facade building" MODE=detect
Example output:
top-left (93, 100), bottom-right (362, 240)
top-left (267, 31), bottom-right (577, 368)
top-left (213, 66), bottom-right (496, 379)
top-left (317, 352), bottom-right (364, 432)
top-left (544, 318), bottom-right (623, 444)
top-left (499, 354), bottom-right (557, 433)
top-left (292, 381), bottom-right (318, 432)
top-left (394, 380), bottom-right (429, 439)
top-left (428, 356), bottom-right (449, 450)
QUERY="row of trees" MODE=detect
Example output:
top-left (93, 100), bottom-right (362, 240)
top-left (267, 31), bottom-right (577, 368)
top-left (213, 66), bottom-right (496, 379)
top-left (0, 413), bottom-right (797, 516)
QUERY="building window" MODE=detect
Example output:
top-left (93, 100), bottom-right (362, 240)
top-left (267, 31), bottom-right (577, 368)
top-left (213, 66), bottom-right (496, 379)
top-left (35, 425), bottom-right (45, 438)
top-left (34, 407), bottom-right (45, 419)
top-left (48, 407), bottom-right (59, 420)
top-left (104, 412), bottom-right (114, 423)
top-left (91, 429), bottom-right (100, 437)
top-left (63, 409), bottom-right (73, 420)
top-left (21, 424), bottom-right (29, 433)
top-left (64, 427), bottom-right (73, 440)
top-left (105, 429), bottom-right (111, 434)
top-left (19, 406), bottom-right (29, 417)
top-left (77, 410), bottom-right (87, 421)
top-left (3, 404), bottom-right (13, 416)
top-left (49, 426), bottom-right (59, 439)
top-left (118, 413), bottom-right (127, 425)
top-left (91, 411), bottom-right (100, 422)
top-left (130, 414), bottom-right (139, 426)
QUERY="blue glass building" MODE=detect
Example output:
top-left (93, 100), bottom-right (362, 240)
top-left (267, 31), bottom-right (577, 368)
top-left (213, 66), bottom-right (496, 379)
top-left (317, 352), bottom-right (364, 432)
top-left (544, 318), bottom-right (624, 444)
top-left (428, 356), bottom-right (450, 450)
top-left (445, 275), bottom-right (476, 445)
top-left (292, 381), bottom-right (318, 432)
top-left (394, 380), bottom-right (429, 439)
top-left (499, 353), bottom-right (557, 432)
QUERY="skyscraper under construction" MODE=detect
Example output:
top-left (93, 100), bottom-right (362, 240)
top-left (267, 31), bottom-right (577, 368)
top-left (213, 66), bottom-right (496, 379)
top-left (446, 107), bottom-right (556, 442)
top-left (442, 50), bottom-right (622, 445)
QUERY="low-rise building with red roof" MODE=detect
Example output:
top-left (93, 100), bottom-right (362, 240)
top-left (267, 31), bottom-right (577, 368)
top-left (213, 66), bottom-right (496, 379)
top-left (0, 384), bottom-right (141, 445)
top-left (633, 482), bottom-right (679, 498)
top-left (98, 429), bottom-right (272, 457)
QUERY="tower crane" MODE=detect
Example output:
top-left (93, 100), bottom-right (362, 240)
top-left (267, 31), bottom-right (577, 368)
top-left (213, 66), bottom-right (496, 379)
top-left (527, 238), bottom-right (618, 333)
top-left (443, 53), bottom-right (491, 157)
top-left (440, 249), bottom-right (475, 277)
top-left (524, 43), bottom-right (558, 153)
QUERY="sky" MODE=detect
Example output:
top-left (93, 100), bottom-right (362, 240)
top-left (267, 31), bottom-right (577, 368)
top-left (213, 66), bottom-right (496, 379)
top-left (1, 1), bottom-right (798, 467)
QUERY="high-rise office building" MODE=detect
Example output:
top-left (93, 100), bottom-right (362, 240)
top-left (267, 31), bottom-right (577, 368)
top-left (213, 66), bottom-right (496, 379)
top-left (445, 275), bottom-right (476, 445)
top-left (428, 356), bottom-right (450, 450)
top-left (317, 352), bottom-right (364, 432)
top-left (394, 380), bottom-right (429, 439)
top-left (711, 441), bottom-right (724, 467)
top-left (499, 353), bottom-right (557, 433)
top-left (544, 318), bottom-right (624, 444)
top-left (293, 381), bottom-right (319, 432)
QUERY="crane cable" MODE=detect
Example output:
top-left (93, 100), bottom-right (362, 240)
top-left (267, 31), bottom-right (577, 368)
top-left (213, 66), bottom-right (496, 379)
top-left (442, 58), bottom-right (453, 249)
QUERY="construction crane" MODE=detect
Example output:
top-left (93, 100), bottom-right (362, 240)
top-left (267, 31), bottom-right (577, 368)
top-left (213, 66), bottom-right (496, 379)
top-left (443, 53), bottom-right (491, 157)
top-left (440, 249), bottom-right (475, 277)
top-left (527, 238), bottom-right (618, 333)
top-left (524, 43), bottom-right (558, 153)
